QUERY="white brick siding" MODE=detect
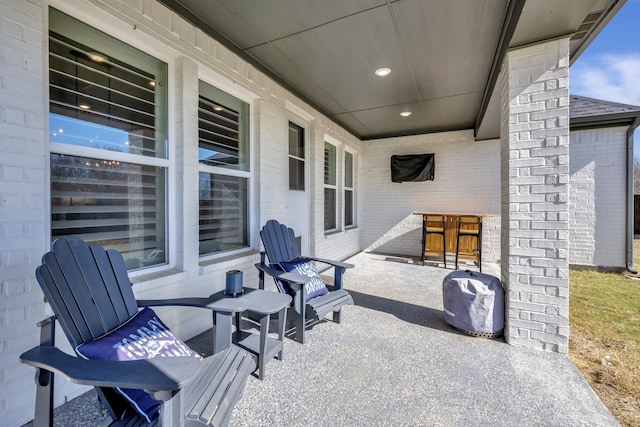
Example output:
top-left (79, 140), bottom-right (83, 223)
top-left (0, 0), bottom-right (362, 425)
top-left (569, 127), bottom-right (627, 269)
top-left (500, 39), bottom-right (571, 354)
top-left (0, 1), bottom-right (48, 425)
top-left (360, 130), bottom-right (501, 262)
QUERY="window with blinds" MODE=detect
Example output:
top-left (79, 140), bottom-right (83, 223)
top-left (198, 173), bottom-right (248, 254)
top-left (198, 81), bottom-right (249, 172)
top-left (344, 151), bottom-right (355, 228)
top-left (50, 154), bottom-right (166, 267)
top-left (324, 142), bottom-right (337, 232)
top-left (198, 81), bottom-right (250, 256)
top-left (288, 122), bottom-right (305, 190)
top-left (48, 8), bottom-right (168, 270)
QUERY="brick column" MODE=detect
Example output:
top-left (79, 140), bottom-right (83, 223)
top-left (500, 39), bottom-right (570, 353)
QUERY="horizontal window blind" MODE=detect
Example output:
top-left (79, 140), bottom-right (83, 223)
top-left (49, 32), bottom-right (165, 158)
top-left (197, 80), bottom-right (250, 256)
top-left (198, 96), bottom-right (241, 168)
top-left (51, 154), bottom-right (166, 269)
top-left (324, 143), bottom-right (336, 185)
top-left (198, 173), bottom-right (248, 255)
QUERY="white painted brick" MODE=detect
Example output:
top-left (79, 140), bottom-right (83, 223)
top-left (1, 0), bottom-right (48, 421)
top-left (508, 318), bottom-right (546, 332)
top-left (360, 132), bottom-right (501, 261)
top-left (569, 127), bottom-right (626, 268)
top-left (502, 39), bottom-right (570, 354)
top-left (509, 300), bottom-right (546, 313)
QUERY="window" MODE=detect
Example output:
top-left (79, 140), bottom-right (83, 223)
top-left (288, 122), bottom-right (305, 190)
top-left (324, 142), bottom-right (337, 232)
top-left (48, 8), bottom-right (168, 270)
top-left (344, 151), bottom-right (355, 228)
top-left (198, 81), bottom-right (250, 255)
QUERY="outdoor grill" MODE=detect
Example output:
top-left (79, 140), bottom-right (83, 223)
top-left (442, 270), bottom-right (505, 338)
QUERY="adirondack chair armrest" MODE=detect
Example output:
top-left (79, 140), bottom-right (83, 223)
top-left (304, 256), bottom-right (355, 270)
top-left (37, 315), bottom-right (56, 328)
top-left (254, 262), bottom-right (309, 285)
top-left (304, 257), bottom-right (354, 291)
top-left (20, 346), bottom-right (200, 400)
top-left (255, 262), bottom-right (310, 312)
top-left (137, 297), bottom-right (250, 314)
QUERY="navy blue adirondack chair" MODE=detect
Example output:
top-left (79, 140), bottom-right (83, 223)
top-left (255, 220), bottom-right (354, 343)
top-left (20, 237), bottom-right (255, 427)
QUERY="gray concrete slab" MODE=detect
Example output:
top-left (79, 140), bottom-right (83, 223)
top-left (27, 251), bottom-right (618, 427)
top-left (224, 251), bottom-right (618, 426)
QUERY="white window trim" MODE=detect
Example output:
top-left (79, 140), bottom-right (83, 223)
top-left (285, 100), bottom-right (315, 122)
top-left (51, 143), bottom-right (171, 169)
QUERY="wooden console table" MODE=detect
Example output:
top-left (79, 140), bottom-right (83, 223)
top-left (413, 212), bottom-right (490, 263)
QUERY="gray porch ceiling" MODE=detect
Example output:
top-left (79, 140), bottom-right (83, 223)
top-left (158, 0), bottom-right (625, 141)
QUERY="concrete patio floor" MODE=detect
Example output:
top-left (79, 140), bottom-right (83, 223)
top-left (32, 251), bottom-right (619, 426)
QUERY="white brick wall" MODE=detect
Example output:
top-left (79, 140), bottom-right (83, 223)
top-left (0, 0), bottom-right (49, 425)
top-left (500, 39), bottom-right (571, 354)
top-left (360, 130), bottom-right (501, 262)
top-left (0, 0), bottom-right (363, 425)
top-left (255, 99), bottom-right (362, 266)
top-left (569, 127), bottom-right (627, 269)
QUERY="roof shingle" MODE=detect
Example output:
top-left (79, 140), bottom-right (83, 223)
top-left (570, 95), bottom-right (640, 119)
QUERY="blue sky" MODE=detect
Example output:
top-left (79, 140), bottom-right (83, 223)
top-left (571, 0), bottom-right (640, 156)
top-left (571, 0), bottom-right (640, 105)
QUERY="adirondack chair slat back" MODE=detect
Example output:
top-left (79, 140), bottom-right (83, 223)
top-left (36, 237), bottom-right (139, 347)
top-left (260, 220), bottom-right (300, 263)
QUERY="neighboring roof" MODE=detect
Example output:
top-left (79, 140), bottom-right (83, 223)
top-left (570, 94), bottom-right (640, 129)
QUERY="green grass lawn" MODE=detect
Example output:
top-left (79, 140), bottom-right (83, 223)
top-left (570, 268), bottom-right (640, 427)
top-left (571, 270), bottom-right (640, 345)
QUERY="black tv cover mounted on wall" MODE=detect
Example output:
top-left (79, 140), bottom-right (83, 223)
top-left (390, 153), bottom-right (435, 183)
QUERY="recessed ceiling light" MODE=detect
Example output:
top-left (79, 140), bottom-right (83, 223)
top-left (375, 67), bottom-right (391, 77)
top-left (78, 103), bottom-right (91, 110)
top-left (400, 111), bottom-right (412, 117)
top-left (213, 105), bottom-right (224, 111)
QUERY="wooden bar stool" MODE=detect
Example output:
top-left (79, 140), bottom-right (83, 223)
top-left (422, 214), bottom-right (446, 268)
top-left (455, 215), bottom-right (482, 272)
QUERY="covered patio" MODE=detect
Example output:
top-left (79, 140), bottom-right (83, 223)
top-left (1, 0), bottom-right (633, 425)
top-left (31, 252), bottom-right (617, 426)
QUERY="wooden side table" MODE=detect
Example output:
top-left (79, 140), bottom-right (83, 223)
top-left (209, 288), bottom-right (291, 380)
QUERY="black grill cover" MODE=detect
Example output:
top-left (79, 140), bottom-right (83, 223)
top-left (390, 153), bottom-right (435, 183)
